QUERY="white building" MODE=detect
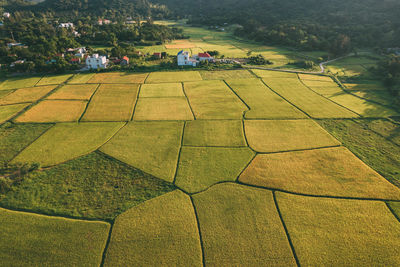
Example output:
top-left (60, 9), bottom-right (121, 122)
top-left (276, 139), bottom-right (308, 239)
top-left (197, 52), bottom-right (214, 62)
top-left (59, 23), bottom-right (74, 28)
top-left (75, 47), bottom-right (87, 58)
top-left (177, 50), bottom-right (199, 66)
top-left (3, 12), bottom-right (10, 18)
top-left (86, 54), bottom-right (108, 69)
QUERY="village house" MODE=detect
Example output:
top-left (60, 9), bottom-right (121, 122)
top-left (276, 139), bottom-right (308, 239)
top-left (97, 19), bottom-right (112, 25)
top-left (3, 12), bottom-right (10, 19)
top-left (7, 43), bottom-right (24, 49)
top-left (197, 52), bottom-right (214, 62)
top-left (86, 54), bottom-right (108, 69)
top-left (74, 47), bottom-right (87, 58)
top-left (59, 23), bottom-right (74, 28)
top-left (153, 52), bottom-right (162, 59)
top-left (121, 56), bottom-right (129, 65)
top-left (177, 50), bottom-right (199, 66)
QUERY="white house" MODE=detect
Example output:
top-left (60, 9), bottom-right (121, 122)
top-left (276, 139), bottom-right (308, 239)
top-left (3, 12), bottom-right (10, 18)
top-left (177, 50), bottom-right (199, 66)
top-left (86, 54), bottom-right (108, 69)
top-left (59, 23), bottom-right (74, 28)
top-left (74, 47), bottom-right (87, 58)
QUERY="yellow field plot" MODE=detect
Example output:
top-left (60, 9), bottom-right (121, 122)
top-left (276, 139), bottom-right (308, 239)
top-left (0, 85), bottom-right (56, 105)
top-left (200, 69), bottom-right (254, 80)
top-left (265, 78), bottom-right (358, 118)
top-left (244, 120), bottom-right (340, 152)
top-left (104, 191), bottom-right (202, 267)
top-left (251, 69), bottom-right (298, 78)
top-left (184, 80), bottom-right (248, 119)
top-left (100, 121), bottom-right (183, 182)
top-left (165, 42), bottom-right (196, 49)
top-left (68, 73), bottom-right (95, 84)
top-left (15, 100), bottom-right (87, 122)
top-left (12, 122), bottom-right (124, 167)
top-left (175, 147), bottom-right (254, 193)
top-left (0, 76), bottom-right (42, 90)
top-left (226, 78), bottom-right (306, 119)
top-left (190, 47), bottom-right (204, 55)
top-left (239, 147), bottom-right (400, 199)
top-left (139, 83), bottom-right (184, 97)
top-left (0, 208), bottom-right (110, 267)
top-left (192, 183), bottom-right (296, 266)
top-left (183, 120), bottom-right (246, 147)
top-left (344, 82), bottom-right (386, 91)
top-left (0, 103), bottom-right (29, 123)
top-left (298, 74), bottom-right (334, 82)
top-left (81, 84), bottom-right (139, 121)
top-left (300, 79), bottom-right (343, 96)
top-left (146, 71), bottom-right (202, 83)
top-left (133, 97), bottom-right (194, 121)
top-left (276, 193), bottom-right (400, 266)
top-left (194, 42), bottom-right (247, 57)
top-left (36, 74), bottom-right (73, 86)
top-left (328, 93), bottom-right (399, 117)
top-left (47, 84), bottom-right (98, 100)
top-left (87, 72), bottom-right (148, 84)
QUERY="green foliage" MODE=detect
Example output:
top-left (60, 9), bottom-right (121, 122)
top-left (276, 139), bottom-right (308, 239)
top-left (247, 54), bottom-right (272, 65)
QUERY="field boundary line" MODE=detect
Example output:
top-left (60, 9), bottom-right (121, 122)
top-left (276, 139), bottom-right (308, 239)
top-left (143, 72), bottom-right (150, 84)
top-left (189, 195), bottom-right (206, 267)
top-left (223, 80), bottom-right (251, 118)
top-left (181, 82), bottom-right (197, 120)
top-left (385, 202), bottom-right (400, 224)
top-left (255, 144), bottom-right (342, 155)
top-left (172, 121), bottom-right (186, 185)
top-left (182, 145), bottom-right (249, 148)
top-left (272, 191), bottom-right (301, 267)
top-left (79, 84), bottom-right (101, 122)
top-left (33, 75), bottom-right (44, 87)
top-left (129, 84), bottom-right (141, 121)
top-left (100, 221), bottom-right (114, 267)
top-left (0, 101), bottom-right (34, 106)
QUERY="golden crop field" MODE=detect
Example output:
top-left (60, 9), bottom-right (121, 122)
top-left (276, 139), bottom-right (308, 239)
top-left (47, 84), bottom-right (99, 100)
top-left (0, 85), bottom-right (56, 105)
top-left (133, 97), bottom-right (194, 121)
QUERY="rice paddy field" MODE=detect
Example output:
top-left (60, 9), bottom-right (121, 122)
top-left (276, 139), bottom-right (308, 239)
top-left (1, 27), bottom-right (400, 265)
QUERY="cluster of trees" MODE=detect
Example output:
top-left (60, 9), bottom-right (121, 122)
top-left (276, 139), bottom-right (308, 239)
top-left (378, 55), bottom-right (400, 100)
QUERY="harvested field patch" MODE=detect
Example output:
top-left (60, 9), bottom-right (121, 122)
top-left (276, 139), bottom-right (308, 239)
top-left (68, 73), bottom-right (95, 84)
top-left (12, 122), bottom-right (124, 167)
top-left (192, 183), bottom-right (296, 266)
top-left (36, 74), bottom-right (73, 86)
top-left (200, 69), bottom-right (254, 80)
top-left (183, 120), bottom-right (246, 147)
top-left (146, 71), bottom-right (202, 83)
top-left (15, 100), bottom-right (87, 122)
top-left (87, 72), bottom-right (148, 84)
top-left (0, 208), bottom-right (109, 267)
top-left (104, 190), bottom-right (202, 267)
top-left (0, 77), bottom-right (42, 90)
top-left (276, 193), bottom-right (400, 266)
top-left (226, 78), bottom-right (306, 119)
top-left (175, 147), bottom-right (254, 193)
top-left (100, 121), bottom-right (183, 182)
top-left (133, 97), bottom-right (194, 121)
top-left (81, 84), bottom-right (139, 121)
top-left (0, 103), bottom-right (29, 123)
top-left (251, 69), bottom-right (298, 79)
top-left (184, 80), bottom-right (248, 119)
top-left (47, 84), bottom-right (98, 100)
top-left (298, 74), bottom-right (334, 82)
top-left (0, 85), bottom-right (56, 105)
top-left (239, 147), bottom-right (400, 199)
top-left (244, 119), bottom-right (340, 152)
top-left (139, 83), bottom-right (184, 97)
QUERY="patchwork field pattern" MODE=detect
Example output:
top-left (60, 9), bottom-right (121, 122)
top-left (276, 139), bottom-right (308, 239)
top-left (0, 76), bottom-right (42, 90)
top-left (88, 72), bottom-right (148, 84)
top-left (0, 85), bottom-right (57, 105)
top-left (133, 97), bottom-right (194, 121)
top-left (146, 71), bottom-right (202, 83)
top-left (36, 74), bottom-right (73, 86)
top-left (47, 84), bottom-right (99, 100)
top-left (139, 83), bottom-right (184, 97)
top-left (200, 69), bottom-right (254, 80)
top-left (0, 103), bottom-right (29, 123)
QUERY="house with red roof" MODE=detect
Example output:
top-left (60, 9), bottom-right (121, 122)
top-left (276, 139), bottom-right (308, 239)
top-left (121, 56), bottom-right (129, 65)
top-left (197, 52), bottom-right (213, 62)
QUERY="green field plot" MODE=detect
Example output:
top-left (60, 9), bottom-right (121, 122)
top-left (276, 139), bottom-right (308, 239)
top-left (15, 100), bottom-right (87, 122)
top-left (349, 90), bottom-right (397, 107)
top-left (276, 193), bottom-right (400, 266)
top-left (0, 103), bottom-right (29, 123)
top-left (200, 69), bottom-right (254, 80)
top-left (344, 81), bottom-right (386, 91)
top-left (193, 42), bottom-right (247, 57)
top-left (100, 121), bottom-right (183, 182)
top-left (146, 71), bottom-right (202, 83)
top-left (389, 202), bottom-right (400, 218)
top-left (104, 190), bottom-right (202, 267)
top-left (184, 80), bottom-right (248, 119)
top-left (87, 72), bottom-right (148, 84)
top-left (0, 76), bottom-right (42, 90)
top-left (12, 122), bottom-right (124, 167)
top-left (0, 208), bottom-right (109, 267)
top-left (1, 152), bottom-right (175, 220)
top-left (0, 123), bottom-right (53, 162)
top-left (366, 119), bottom-right (400, 145)
top-left (265, 78), bottom-right (358, 118)
top-left (327, 63), bottom-right (372, 78)
top-left (175, 147), bottom-right (254, 193)
top-left (81, 84), bottom-right (139, 121)
top-left (239, 146), bottom-right (400, 200)
top-left (251, 69), bottom-right (298, 79)
top-left (244, 119), bottom-right (340, 152)
top-left (68, 73), bottom-right (95, 84)
top-left (192, 183), bottom-right (296, 266)
top-left (0, 90), bottom-right (12, 98)
top-left (47, 84), bottom-right (98, 100)
top-left (226, 78), bottom-right (306, 119)
top-left (0, 85), bottom-right (56, 105)
top-left (133, 97), bottom-right (194, 121)
top-left (300, 79), bottom-right (344, 96)
top-left (139, 83), bottom-right (184, 97)
top-left (36, 74), bottom-right (73, 86)
top-left (298, 74), bottom-right (333, 82)
top-left (183, 120), bottom-right (246, 147)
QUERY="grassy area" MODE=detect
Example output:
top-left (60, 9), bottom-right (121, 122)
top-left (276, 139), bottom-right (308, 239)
top-left (175, 147), bottom-right (254, 193)
top-left (251, 69), bottom-right (298, 79)
top-left (298, 74), bottom-right (333, 82)
top-left (1, 152), bottom-right (175, 220)
top-left (100, 121), bottom-right (183, 182)
top-left (15, 100), bottom-right (87, 122)
top-left (389, 201), bottom-right (400, 219)
top-left (200, 69), bottom-right (254, 80)
top-left (366, 119), bottom-right (400, 145)
top-left (0, 208), bottom-right (109, 266)
top-left (0, 76), bottom-right (42, 90)
top-left (0, 103), bottom-right (29, 123)
top-left (343, 81), bottom-right (387, 91)
top-left (192, 183), bottom-right (296, 266)
top-left (68, 73), bottom-right (95, 84)
top-left (87, 72), bottom-right (148, 84)
top-left (276, 192), bottom-right (400, 266)
top-left (12, 122), bottom-right (124, 167)
top-left (47, 84), bottom-right (99, 100)
top-left (239, 147), bottom-right (400, 199)
top-left (103, 190), bottom-right (202, 266)
top-left (0, 85), bottom-right (56, 105)
top-left (183, 120), bottom-right (246, 147)
top-left (244, 119), bottom-right (340, 152)
top-left (133, 97), bottom-right (194, 121)
top-left (317, 119), bottom-right (400, 187)
top-left (139, 83), bottom-right (184, 97)
top-left (81, 84), bottom-right (139, 121)
top-left (36, 74), bottom-right (73, 86)
top-left (146, 71), bottom-right (203, 83)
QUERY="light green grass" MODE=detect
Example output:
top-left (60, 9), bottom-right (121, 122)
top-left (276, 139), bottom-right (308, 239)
top-left (133, 97), bottom-right (194, 121)
top-left (47, 84), bottom-right (98, 100)
top-left (276, 193), bottom-right (400, 266)
top-left (100, 121), bottom-right (183, 182)
top-left (139, 83), bottom-right (184, 97)
top-left (0, 85), bottom-right (57, 105)
top-left (68, 73), bottom-right (95, 84)
top-left (192, 183), bottom-right (296, 266)
top-left (0, 103), bottom-right (29, 123)
top-left (298, 74), bottom-right (333, 82)
top-left (36, 74), bottom-right (73, 86)
top-left (389, 202), bottom-right (400, 219)
top-left (200, 69), bottom-right (254, 80)
top-left (300, 79), bottom-right (344, 96)
top-left (366, 119), bottom-right (400, 145)
top-left (175, 147), bottom-right (254, 193)
top-left (12, 122), bottom-right (124, 167)
top-left (0, 76), bottom-right (42, 90)
top-left (87, 72), bottom-right (148, 84)
top-left (146, 71), bottom-right (203, 83)
top-left (344, 81), bottom-right (386, 91)
top-left (251, 69), bottom-right (298, 79)
top-left (104, 190), bottom-right (202, 266)
top-left (0, 208), bottom-right (109, 267)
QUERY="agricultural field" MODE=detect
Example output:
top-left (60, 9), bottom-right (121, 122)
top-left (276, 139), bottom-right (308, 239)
top-left (47, 84), bottom-right (99, 100)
